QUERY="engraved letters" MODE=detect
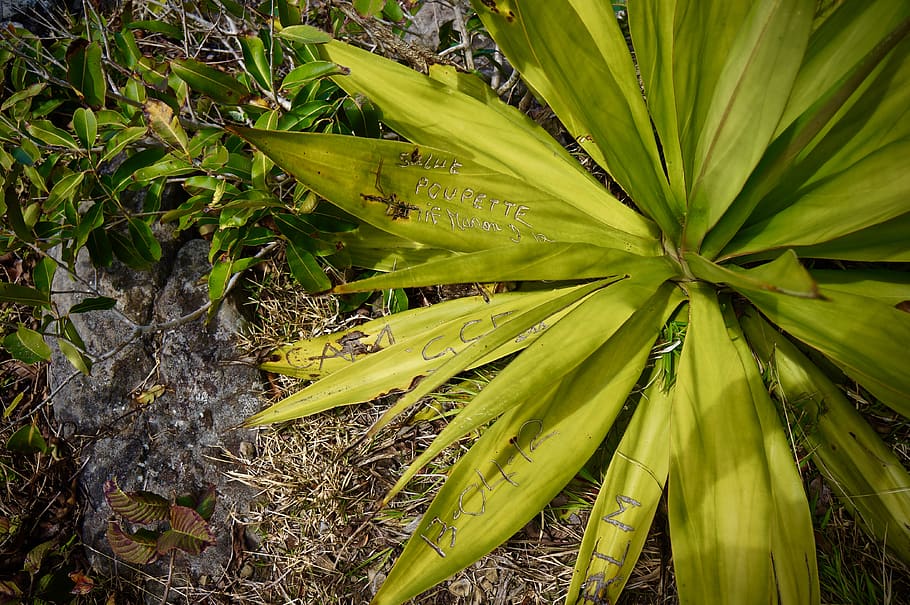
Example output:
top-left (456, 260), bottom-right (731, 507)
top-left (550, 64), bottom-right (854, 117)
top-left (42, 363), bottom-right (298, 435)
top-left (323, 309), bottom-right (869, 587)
top-left (418, 418), bottom-right (559, 558)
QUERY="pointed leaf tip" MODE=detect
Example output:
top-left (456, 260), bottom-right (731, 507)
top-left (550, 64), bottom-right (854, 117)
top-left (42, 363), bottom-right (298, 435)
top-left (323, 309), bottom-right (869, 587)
top-left (104, 479), bottom-right (171, 524)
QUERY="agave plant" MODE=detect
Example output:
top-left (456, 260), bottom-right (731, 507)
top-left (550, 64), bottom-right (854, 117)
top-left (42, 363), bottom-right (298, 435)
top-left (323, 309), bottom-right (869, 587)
top-left (231, 1), bottom-right (910, 603)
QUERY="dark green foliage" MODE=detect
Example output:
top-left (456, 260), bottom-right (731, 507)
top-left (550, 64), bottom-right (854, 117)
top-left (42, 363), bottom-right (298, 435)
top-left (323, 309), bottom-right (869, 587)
top-left (0, 0), bottom-right (395, 373)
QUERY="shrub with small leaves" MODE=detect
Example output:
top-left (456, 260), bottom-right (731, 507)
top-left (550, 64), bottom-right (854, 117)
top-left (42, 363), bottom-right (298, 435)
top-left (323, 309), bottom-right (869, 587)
top-left (0, 0), bottom-right (410, 374)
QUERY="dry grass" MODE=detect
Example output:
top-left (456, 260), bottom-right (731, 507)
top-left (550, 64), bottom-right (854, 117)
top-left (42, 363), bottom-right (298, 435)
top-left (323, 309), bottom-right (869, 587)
top-left (229, 260), bottom-right (602, 604)
top-left (223, 255), bottom-right (909, 605)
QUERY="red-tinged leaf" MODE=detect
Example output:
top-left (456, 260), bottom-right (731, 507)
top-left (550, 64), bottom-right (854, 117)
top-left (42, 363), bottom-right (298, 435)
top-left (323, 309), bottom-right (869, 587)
top-left (156, 506), bottom-right (216, 556)
top-left (104, 479), bottom-right (170, 524)
top-left (174, 484), bottom-right (217, 521)
top-left (0, 579), bottom-right (23, 597)
top-left (68, 570), bottom-right (95, 595)
top-left (24, 540), bottom-right (55, 574)
top-left (106, 521), bottom-right (158, 564)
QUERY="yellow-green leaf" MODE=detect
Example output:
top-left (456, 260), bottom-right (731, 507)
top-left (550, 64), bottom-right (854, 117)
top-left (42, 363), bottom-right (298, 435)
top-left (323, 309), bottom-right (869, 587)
top-left (334, 245), bottom-right (677, 293)
top-left (171, 58), bottom-right (249, 105)
top-left (725, 305), bottom-right (819, 604)
top-left (248, 286), bottom-right (596, 426)
top-left (742, 311), bottom-right (910, 560)
top-left (228, 128), bottom-right (652, 254)
top-left (373, 284), bottom-right (681, 605)
top-left (318, 40), bottom-right (659, 246)
top-left (475, 1), bottom-right (680, 238)
top-left (669, 285), bottom-right (773, 603)
top-left (566, 372), bottom-right (671, 605)
top-left (144, 99), bottom-right (189, 155)
top-left (683, 0), bottom-right (814, 250)
top-left (26, 119), bottom-right (80, 151)
top-left (72, 107), bottom-right (97, 149)
top-left (3, 325), bottom-right (51, 364)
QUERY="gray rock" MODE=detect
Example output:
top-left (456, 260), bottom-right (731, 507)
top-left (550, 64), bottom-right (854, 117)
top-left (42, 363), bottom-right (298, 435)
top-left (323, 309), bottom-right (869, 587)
top-left (50, 238), bottom-right (260, 601)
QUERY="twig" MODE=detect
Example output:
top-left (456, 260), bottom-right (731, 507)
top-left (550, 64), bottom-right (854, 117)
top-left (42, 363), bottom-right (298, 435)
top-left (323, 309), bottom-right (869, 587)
top-left (450, 1), bottom-right (475, 72)
top-left (496, 65), bottom-right (520, 97)
top-left (159, 551), bottom-right (176, 605)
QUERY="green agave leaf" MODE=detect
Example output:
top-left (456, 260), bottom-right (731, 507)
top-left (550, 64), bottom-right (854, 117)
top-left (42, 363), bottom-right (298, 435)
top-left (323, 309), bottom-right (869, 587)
top-left (742, 311), bottom-right (910, 560)
top-left (261, 291), bottom-right (524, 379)
top-left (697, 254), bottom-right (910, 415)
top-left (368, 278), bottom-right (624, 446)
top-left (627, 0), bottom-right (687, 208)
top-left (373, 285), bottom-right (682, 605)
top-left (669, 285), bottom-right (774, 603)
top-left (248, 286), bottom-right (591, 425)
top-left (787, 212), bottom-right (910, 261)
top-left (714, 26), bottom-right (910, 259)
top-left (643, 2), bottom-right (752, 203)
top-left (383, 281), bottom-right (683, 505)
top-left (334, 245), bottom-right (677, 293)
top-left (682, 0), bottom-right (813, 250)
top-left (777, 0), bottom-right (910, 135)
top-left (476, 1), bottom-right (680, 237)
top-left (317, 40), bottom-right (659, 246)
top-left (156, 506), bottom-right (216, 556)
top-left (724, 138), bottom-right (910, 256)
top-left (566, 372), bottom-right (671, 605)
top-left (725, 305), bottom-right (819, 604)
top-left (104, 479), bottom-right (170, 524)
top-left (686, 249), bottom-right (821, 300)
top-left (335, 221), bottom-right (454, 271)
top-left (811, 268), bottom-right (910, 306)
top-left (228, 128), bottom-right (641, 253)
